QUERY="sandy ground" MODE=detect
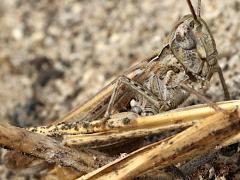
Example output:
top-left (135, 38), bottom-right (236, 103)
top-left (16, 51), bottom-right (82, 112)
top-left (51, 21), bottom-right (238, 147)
top-left (0, 0), bottom-right (240, 179)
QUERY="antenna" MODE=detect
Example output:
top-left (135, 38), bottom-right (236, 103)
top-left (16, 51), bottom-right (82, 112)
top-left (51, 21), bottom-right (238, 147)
top-left (197, 0), bottom-right (201, 17)
top-left (186, 0), bottom-right (200, 24)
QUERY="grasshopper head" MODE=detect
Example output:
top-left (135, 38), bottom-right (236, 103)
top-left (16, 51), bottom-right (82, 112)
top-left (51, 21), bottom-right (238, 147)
top-left (169, 0), bottom-right (218, 79)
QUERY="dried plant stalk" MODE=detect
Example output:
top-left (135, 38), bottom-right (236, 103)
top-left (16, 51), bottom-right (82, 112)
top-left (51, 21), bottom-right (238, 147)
top-left (43, 166), bottom-right (83, 180)
top-left (0, 122), bottom-right (106, 172)
top-left (63, 100), bottom-right (240, 147)
top-left (4, 151), bottom-right (50, 175)
top-left (223, 131), bottom-right (240, 146)
top-left (29, 100), bottom-right (240, 137)
top-left (78, 109), bottom-right (240, 180)
top-left (132, 100), bottom-right (240, 129)
top-left (63, 125), bottom-right (189, 147)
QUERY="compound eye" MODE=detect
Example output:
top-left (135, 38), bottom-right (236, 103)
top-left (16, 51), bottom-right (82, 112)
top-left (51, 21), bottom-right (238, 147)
top-left (189, 21), bottom-right (194, 29)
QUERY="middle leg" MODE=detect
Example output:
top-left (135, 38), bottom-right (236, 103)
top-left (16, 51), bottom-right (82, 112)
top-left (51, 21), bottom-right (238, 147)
top-left (104, 75), bottom-right (165, 118)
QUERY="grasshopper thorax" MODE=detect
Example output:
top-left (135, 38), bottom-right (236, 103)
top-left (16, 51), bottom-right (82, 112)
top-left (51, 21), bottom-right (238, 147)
top-left (169, 15), bottom-right (218, 81)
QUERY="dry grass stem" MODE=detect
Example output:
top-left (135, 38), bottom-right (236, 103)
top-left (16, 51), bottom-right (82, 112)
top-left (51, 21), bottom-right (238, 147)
top-left (29, 100), bottom-right (240, 137)
top-left (78, 109), bottom-right (240, 180)
top-left (3, 100), bottom-right (240, 179)
top-left (0, 122), bottom-right (104, 172)
top-left (63, 100), bottom-right (240, 146)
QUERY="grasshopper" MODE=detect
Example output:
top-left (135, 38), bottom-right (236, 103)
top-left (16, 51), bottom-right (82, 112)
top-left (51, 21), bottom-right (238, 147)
top-left (27, 0), bottom-right (230, 136)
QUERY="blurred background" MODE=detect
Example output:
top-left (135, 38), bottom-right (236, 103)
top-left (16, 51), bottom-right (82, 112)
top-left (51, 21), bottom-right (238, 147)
top-left (0, 0), bottom-right (239, 178)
